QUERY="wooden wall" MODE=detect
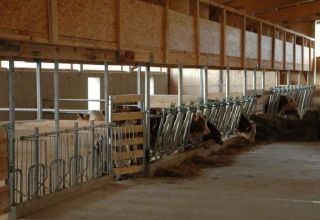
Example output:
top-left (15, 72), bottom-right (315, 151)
top-left (0, 0), bottom-right (315, 72)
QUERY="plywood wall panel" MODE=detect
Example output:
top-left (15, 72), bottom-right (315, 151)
top-left (168, 10), bottom-right (194, 52)
top-left (262, 35), bottom-right (272, 61)
top-left (275, 39), bottom-right (283, 63)
top-left (226, 26), bottom-right (241, 57)
top-left (200, 19), bottom-right (220, 55)
top-left (58, 0), bottom-right (116, 43)
top-left (0, 0), bottom-right (48, 39)
top-left (286, 42), bottom-right (293, 64)
top-left (304, 46), bottom-right (310, 70)
top-left (245, 31), bottom-right (258, 59)
top-left (120, 0), bottom-right (163, 51)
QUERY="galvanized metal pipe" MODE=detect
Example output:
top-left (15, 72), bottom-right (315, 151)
top-left (243, 69), bottom-right (247, 96)
top-left (200, 68), bottom-right (204, 100)
top-left (219, 69), bottom-right (224, 93)
top-left (287, 70), bottom-right (291, 86)
top-left (253, 69), bottom-right (257, 96)
top-left (298, 71), bottom-right (302, 85)
top-left (8, 59), bottom-right (16, 215)
top-left (203, 66), bottom-right (208, 104)
top-left (275, 70), bottom-right (279, 86)
top-left (178, 65), bottom-right (183, 107)
top-left (225, 67), bottom-right (230, 99)
top-left (104, 63), bottom-right (109, 123)
top-left (137, 65), bottom-right (142, 109)
top-left (262, 69), bottom-right (266, 91)
top-left (53, 61), bottom-right (60, 159)
top-left (36, 61), bottom-right (43, 120)
top-left (73, 122), bottom-right (79, 185)
top-left (34, 127), bottom-right (39, 197)
top-left (144, 64), bottom-right (151, 165)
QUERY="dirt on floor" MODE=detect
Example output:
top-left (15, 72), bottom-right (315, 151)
top-left (252, 110), bottom-right (320, 142)
top-left (154, 138), bottom-right (257, 178)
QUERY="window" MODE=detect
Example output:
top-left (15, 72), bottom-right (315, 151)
top-left (88, 77), bottom-right (101, 110)
top-left (150, 77), bottom-right (155, 95)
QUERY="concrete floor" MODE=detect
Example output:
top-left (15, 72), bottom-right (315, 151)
top-left (26, 142), bottom-right (320, 220)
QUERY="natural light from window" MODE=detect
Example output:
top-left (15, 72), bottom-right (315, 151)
top-left (88, 77), bottom-right (101, 111)
top-left (316, 20), bottom-right (320, 57)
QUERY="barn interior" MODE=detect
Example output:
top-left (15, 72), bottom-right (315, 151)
top-left (0, 0), bottom-right (320, 219)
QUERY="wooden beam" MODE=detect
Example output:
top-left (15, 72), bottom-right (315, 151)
top-left (48, 0), bottom-right (59, 44)
top-left (302, 37), bottom-right (305, 71)
top-left (283, 31), bottom-right (286, 70)
top-left (223, 0), bottom-right (307, 14)
top-left (258, 1), bottom-right (320, 23)
top-left (258, 21), bottom-right (262, 68)
top-left (241, 15), bottom-right (246, 68)
top-left (191, 0), bottom-right (200, 65)
top-left (293, 35), bottom-right (296, 70)
top-left (271, 27), bottom-right (276, 69)
top-left (163, 0), bottom-right (169, 63)
top-left (221, 9), bottom-right (226, 66)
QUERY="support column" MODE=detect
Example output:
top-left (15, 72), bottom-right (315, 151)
top-left (178, 65), bottom-right (183, 107)
top-left (298, 71), bottom-right (302, 85)
top-left (200, 68), bottom-right (204, 100)
top-left (253, 69), bottom-right (257, 96)
top-left (144, 64), bottom-right (151, 163)
top-left (242, 69), bottom-right (247, 96)
top-left (219, 69), bottom-right (224, 93)
top-left (36, 61), bottom-right (43, 120)
top-left (262, 69), bottom-right (266, 91)
top-left (225, 67), bottom-right (230, 99)
top-left (286, 70), bottom-right (291, 86)
top-left (275, 70), bottom-right (279, 86)
top-left (137, 65), bottom-right (142, 109)
top-left (307, 71), bottom-right (310, 85)
top-left (104, 63), bottom-right (109, 123)
top-left (53, 61), bottom-right (60, 159)
top-left (203, 66), bottom-right (208, 105)
top-left (8, 59), bottom-right (16, 219)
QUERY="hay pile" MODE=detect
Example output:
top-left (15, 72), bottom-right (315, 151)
top-left (252, 110), bottom-right (320, 141)
top-left (154, 138), bottom-right (255, 178)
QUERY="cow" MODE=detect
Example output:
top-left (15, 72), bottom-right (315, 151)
top-left (237, 114), bottom-right (256, 143)
top-left (264, 94), bottom-right (300, 119)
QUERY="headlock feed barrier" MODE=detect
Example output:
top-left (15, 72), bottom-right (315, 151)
top-left (266, 85), bottom-right (315, 117)
top-left (13, 122), bottom-right (136, 204)
top-left (151, 96), bottom-right (255, 159)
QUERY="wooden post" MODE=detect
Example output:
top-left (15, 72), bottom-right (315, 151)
top-left (163, 0), bottom-right (169, 63)
top-left (48, 0), bottom-right (59, 44)
top-left (221, 9), bottom-right (226, 67)
top-left (258, 21), bottom-right (262, 69)
top-left (191, 0), bottom-right (200, 65)
top-left (271, 27), bottom-right (276, 69)
top-left (283, 31), bottom-right (286, 70)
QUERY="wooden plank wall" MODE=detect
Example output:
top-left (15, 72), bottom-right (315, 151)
top-left (0, 0), bottom-right (315, 72)
top-left (0, 127), bottom-right (8, 216)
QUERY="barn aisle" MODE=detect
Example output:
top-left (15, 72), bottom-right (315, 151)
top-left (25, 142), bottom-right (320, 220)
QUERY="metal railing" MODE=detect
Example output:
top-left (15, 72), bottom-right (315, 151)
top-left (13, 122), bottom-right (122, 204)
top-left (266, 85), bottom-right (315, 117)
top-left (151, 96), bottom-right (255, 158)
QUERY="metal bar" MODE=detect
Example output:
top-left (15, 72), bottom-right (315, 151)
top-left (262, 69), bottom-right (266, 91)
top-left (307, 71), bottom-right (310, 85)
top-left (104, 63), bottom-right (109, 123)
top-left (36, 61), bottom-right (43, 120)
top-left (0, 108), bottom-right (90, 113)
top-left (298, 71), bottom-right (302, 85)
top-left (144, 64), bottom-right (151, 165)
top-left (253, 69), bottom-right (257, 96)
top-left (200, 68), bottom-right (204, 100)
top-left (53, 61), bottom-right (60, 159)
top-left (178, 65), bottom-right (183, 107)
top-left (34, 127), bottom-right (39, 197)
top-left (73, 122), bottom-right (79, 185)
top-left (203, 66), bottom-right (208, 105)
top-left (287, 70), bottom-right (291, 86)
top-left (8, 59), bottom-right (16, 218)
top-left (90, 120), bottom-right (95, 178)
top-left (225, 67), bottom-right (230, 99)
top-left (275, 70), bottom-right (279, 86)
top-left (243, 69), bottom-right (247, 96)
top-left (219, 69), bottom-right (224, 93)
top-left (137, 65), bottom-right (142, 109)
